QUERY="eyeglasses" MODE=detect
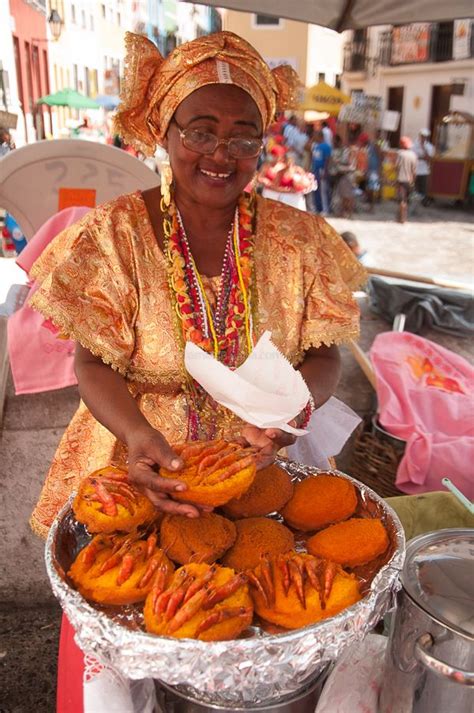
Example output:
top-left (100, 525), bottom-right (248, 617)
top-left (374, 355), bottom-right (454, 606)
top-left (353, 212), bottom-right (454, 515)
top-left (172, 119), bottom-right (263, 159)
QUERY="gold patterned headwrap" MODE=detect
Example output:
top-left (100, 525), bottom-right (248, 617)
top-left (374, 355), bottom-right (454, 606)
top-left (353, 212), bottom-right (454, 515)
top-left (114, 31), bottom-right (301, 156)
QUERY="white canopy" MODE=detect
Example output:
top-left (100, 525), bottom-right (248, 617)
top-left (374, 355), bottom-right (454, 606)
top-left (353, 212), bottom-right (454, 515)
top-left (186, 1), bottom-right (473, 31)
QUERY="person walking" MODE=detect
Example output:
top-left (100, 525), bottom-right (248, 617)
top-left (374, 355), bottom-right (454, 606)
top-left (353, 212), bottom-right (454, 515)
top-left (413, 128), bottom-right (435, 206)
top-left (396, 136), bottom-right (417, 223)
top-left (283, 115), bottom-right (309, 166)
top-left (311, 130), bottom-right (332, 214)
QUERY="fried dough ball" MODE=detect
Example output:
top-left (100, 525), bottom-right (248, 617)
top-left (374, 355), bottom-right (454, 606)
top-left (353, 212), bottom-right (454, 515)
top-left (307, 518), bottom-right (389, 567)
top-left (160, 440), bottom-right (257, 508)
top-left (160, 512), bottom-right (237, 565)
top-left (73, 466), bottom-right (156, 534)
top-left (69, 532), bottom-right (174, 605)
top-left (223, 464), bottom-right (294, 518)
top-left (249, 552), bottom-right (361, 630)
top-left (220, 517), bottom-right (294, 571)
top-left (143, 562), bottom-right (253, 641)
top-left (280, 474), bottom-right (357, 532)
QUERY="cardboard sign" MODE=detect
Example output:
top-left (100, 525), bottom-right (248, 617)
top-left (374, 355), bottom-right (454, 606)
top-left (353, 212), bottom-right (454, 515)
top-left (382, 110), bottom-right (400, 132)
top-left (58, 187), bottom-right (96, 212)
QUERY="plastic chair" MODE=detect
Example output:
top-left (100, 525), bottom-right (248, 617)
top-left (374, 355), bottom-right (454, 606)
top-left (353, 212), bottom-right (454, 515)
top-left (0, 139), bottom-right (160, 241)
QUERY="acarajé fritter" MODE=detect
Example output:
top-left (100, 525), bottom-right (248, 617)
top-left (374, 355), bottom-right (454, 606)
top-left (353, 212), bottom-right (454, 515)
top-left (160, 512), bottom-right (237, 565)
top-left (73, 466), bottom-right (156, 534)
top-left (221, 517), bottom-right (294, 571)
top-left (143, 562), bottom-right (253, 640)
top-left (68, 530), bottom-right (174, 605)
top-left (249, 551), bottom-right (361, 629)
top-left (223, 463), bottom-right (294, 518)
top-left (160, 440), bottom-right (257, 507)
top-left (280, 474), bottom-right (357, 531)
top-left (307, 517), bottom-right (389, 567)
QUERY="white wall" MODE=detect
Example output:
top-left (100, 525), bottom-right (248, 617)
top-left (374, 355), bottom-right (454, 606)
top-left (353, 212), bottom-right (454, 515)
top-left (306, 25), bottom-right (343, 87)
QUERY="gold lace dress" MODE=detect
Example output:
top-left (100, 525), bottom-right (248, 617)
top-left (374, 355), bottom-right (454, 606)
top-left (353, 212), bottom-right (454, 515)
top-left (29, 192), bottom-right (366, 537)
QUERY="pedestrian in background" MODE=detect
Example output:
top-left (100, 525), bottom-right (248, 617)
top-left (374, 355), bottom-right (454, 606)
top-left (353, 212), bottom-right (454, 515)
top-left (396, 136), bottom-right (417, 224)
top-left (413, 128), bottom-right (435, 206)
top-left (283, 115), bottom-right (309, 166)
top-left (311, 130), bottom-right (331, 214)
top-left (329, 134), bottom-right (355, 218)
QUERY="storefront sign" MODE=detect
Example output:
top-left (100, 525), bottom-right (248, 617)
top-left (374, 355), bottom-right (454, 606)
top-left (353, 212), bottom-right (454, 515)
top-left (391, 23), bottom-right (431, 64)
top-left (453, 20), bottom-right (472, 60)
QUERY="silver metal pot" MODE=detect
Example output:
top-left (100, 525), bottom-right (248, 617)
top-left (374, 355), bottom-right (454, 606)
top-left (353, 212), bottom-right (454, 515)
top-left (379, 529), bottom-right (474, 713)
top-left (156, 669), bottom-right (330, 712)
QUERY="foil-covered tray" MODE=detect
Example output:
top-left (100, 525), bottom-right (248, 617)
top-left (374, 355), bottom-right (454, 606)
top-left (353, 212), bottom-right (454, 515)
top-left (45, 462), bottom-right (405, 707)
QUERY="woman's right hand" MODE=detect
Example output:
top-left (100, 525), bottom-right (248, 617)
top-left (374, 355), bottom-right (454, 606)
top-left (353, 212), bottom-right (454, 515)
top-left (126, 426), bottom-right (205, 518)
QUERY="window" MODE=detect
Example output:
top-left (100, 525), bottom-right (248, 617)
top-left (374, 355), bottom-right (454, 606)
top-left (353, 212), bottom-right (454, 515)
top-left (101, 4), bottom-right (106, 18)
top-left (318, 72), bottom-right (325, 83)
top-left (117, 12), bottom-right (121, 26)
top-left (81, 10), bottom-right (86, 28)
top-left (73, 63), bottom-right (79, 90)
top-left (71, 4), bottom-right (76, 23)
top-left (254, 14), bottom-right (281, 26)
top-left (90, 15), bottom-right (94, 31)
top-left (335, 74), bottom-right (341, 89)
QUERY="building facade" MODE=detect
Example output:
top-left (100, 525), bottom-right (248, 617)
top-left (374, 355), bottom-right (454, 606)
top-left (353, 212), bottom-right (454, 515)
top-left (221, 10), bottom-right (342, 89)
top-left (6, 0), bottom-right (51, 147)
top-left (342, 20), bottom-right (474, 145)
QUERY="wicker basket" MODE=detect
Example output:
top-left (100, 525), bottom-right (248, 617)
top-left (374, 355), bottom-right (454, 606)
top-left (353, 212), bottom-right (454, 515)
top-left (349, 417), bottom-right (405, 498)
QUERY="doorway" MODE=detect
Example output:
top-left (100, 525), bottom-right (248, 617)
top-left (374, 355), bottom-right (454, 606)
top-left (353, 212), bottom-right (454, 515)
top-left (387, 86), bottom-right (404, 148)
top-left (430, 85), bottom-right (452, 139)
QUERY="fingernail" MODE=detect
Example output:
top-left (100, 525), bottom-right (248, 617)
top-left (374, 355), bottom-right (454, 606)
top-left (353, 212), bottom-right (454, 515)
top-left (186, 512), bottom-right (198, 518)
top-left (175, 484), bottom-right (186, 491)
top-left (171, 458), bottom-right (182, 469)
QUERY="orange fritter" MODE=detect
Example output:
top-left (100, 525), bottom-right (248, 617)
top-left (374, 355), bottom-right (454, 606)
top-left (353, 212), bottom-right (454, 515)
top-left (69, 531), bottom-right (174, 605)
top-left (220, 517), bottom-right (294, 571)
top-left (249, 551), bottom-right (360, 630)
top-left (73, 466), bottom-right (156, 534)
top-left (307, 518), bottom-right (389, 567)
top-left (160, 512), bottom-right (237, 565)
top-left (160, 440), bottom-right (257, 508)
top-left (223, 464), bottom-right (294, 518)
top-left (280, 474), bottom-right (357, 531)
top-left (143, 562), bottom-right (253, 641)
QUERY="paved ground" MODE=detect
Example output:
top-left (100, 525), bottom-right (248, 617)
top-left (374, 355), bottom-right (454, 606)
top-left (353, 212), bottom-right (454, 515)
top-left (0, 197), bottom-right (472, 712)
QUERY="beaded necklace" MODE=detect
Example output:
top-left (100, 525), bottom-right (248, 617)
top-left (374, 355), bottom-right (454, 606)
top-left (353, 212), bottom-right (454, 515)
top-left (163, 192), bottom-right (256, 439)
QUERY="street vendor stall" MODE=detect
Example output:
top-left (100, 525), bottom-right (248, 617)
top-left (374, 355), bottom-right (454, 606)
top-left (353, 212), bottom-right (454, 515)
top-left (428, 111), bottom-right (474, 201)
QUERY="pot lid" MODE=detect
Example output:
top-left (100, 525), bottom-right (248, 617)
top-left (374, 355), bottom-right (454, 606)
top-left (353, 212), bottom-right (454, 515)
top-left (402, 528), bottom-right (474, 639)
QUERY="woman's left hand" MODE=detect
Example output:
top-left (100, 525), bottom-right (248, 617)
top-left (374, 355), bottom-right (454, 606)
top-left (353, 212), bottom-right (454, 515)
top-left (241, 423), bottom-right (297, 469)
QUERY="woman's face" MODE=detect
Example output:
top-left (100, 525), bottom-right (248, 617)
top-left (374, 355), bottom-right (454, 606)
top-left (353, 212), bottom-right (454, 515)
top-left (163, 84), bottom-right (262, 210)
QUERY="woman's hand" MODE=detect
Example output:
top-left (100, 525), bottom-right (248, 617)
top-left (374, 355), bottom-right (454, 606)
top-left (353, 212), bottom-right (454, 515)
top-left (126, 426), bottom-right (208, 518)
top-left (241, 423), bottom-right (298, 469)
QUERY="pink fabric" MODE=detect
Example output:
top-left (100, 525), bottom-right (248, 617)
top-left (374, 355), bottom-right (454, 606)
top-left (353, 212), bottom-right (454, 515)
top-left (7, 207), bottom-right (90, 394)
top-left (370, 332), bottom-right (474, 498)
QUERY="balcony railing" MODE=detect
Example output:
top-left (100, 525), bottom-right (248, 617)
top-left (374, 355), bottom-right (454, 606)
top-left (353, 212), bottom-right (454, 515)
top-left (343, 41), bottom-right (369, 72)
top-left (377, 22), bottom-right (474, 66)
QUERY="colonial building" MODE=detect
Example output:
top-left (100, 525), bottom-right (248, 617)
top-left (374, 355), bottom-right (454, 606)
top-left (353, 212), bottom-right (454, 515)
top-left (342, 20), bottom-right (474, 145)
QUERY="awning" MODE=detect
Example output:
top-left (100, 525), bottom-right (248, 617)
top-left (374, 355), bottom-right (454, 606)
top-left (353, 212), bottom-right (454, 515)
top-left (299, 81), bottom-right (350, 115)
top-left (185, 1), bottom-right (473, 31)
top-left (37, 88), bottom-right (100, 110)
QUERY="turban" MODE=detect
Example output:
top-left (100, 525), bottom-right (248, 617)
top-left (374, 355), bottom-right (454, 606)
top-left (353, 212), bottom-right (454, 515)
top-left (114, 31), bottom-right (301, 156)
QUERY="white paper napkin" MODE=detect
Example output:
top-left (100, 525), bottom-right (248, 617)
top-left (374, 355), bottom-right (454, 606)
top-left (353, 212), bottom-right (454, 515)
top-left (184, 331), bottom-right (310, 435)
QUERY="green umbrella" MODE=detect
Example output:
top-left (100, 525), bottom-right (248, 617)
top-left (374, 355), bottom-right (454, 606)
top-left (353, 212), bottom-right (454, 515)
top-left (37, 88), bottom-right (100, 109)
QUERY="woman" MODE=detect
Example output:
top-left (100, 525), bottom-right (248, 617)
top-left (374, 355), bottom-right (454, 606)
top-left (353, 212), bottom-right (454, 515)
top-left (329, 134), bottom-right (356, 218)
top-left (29, 31), bottom-right (365, 538)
